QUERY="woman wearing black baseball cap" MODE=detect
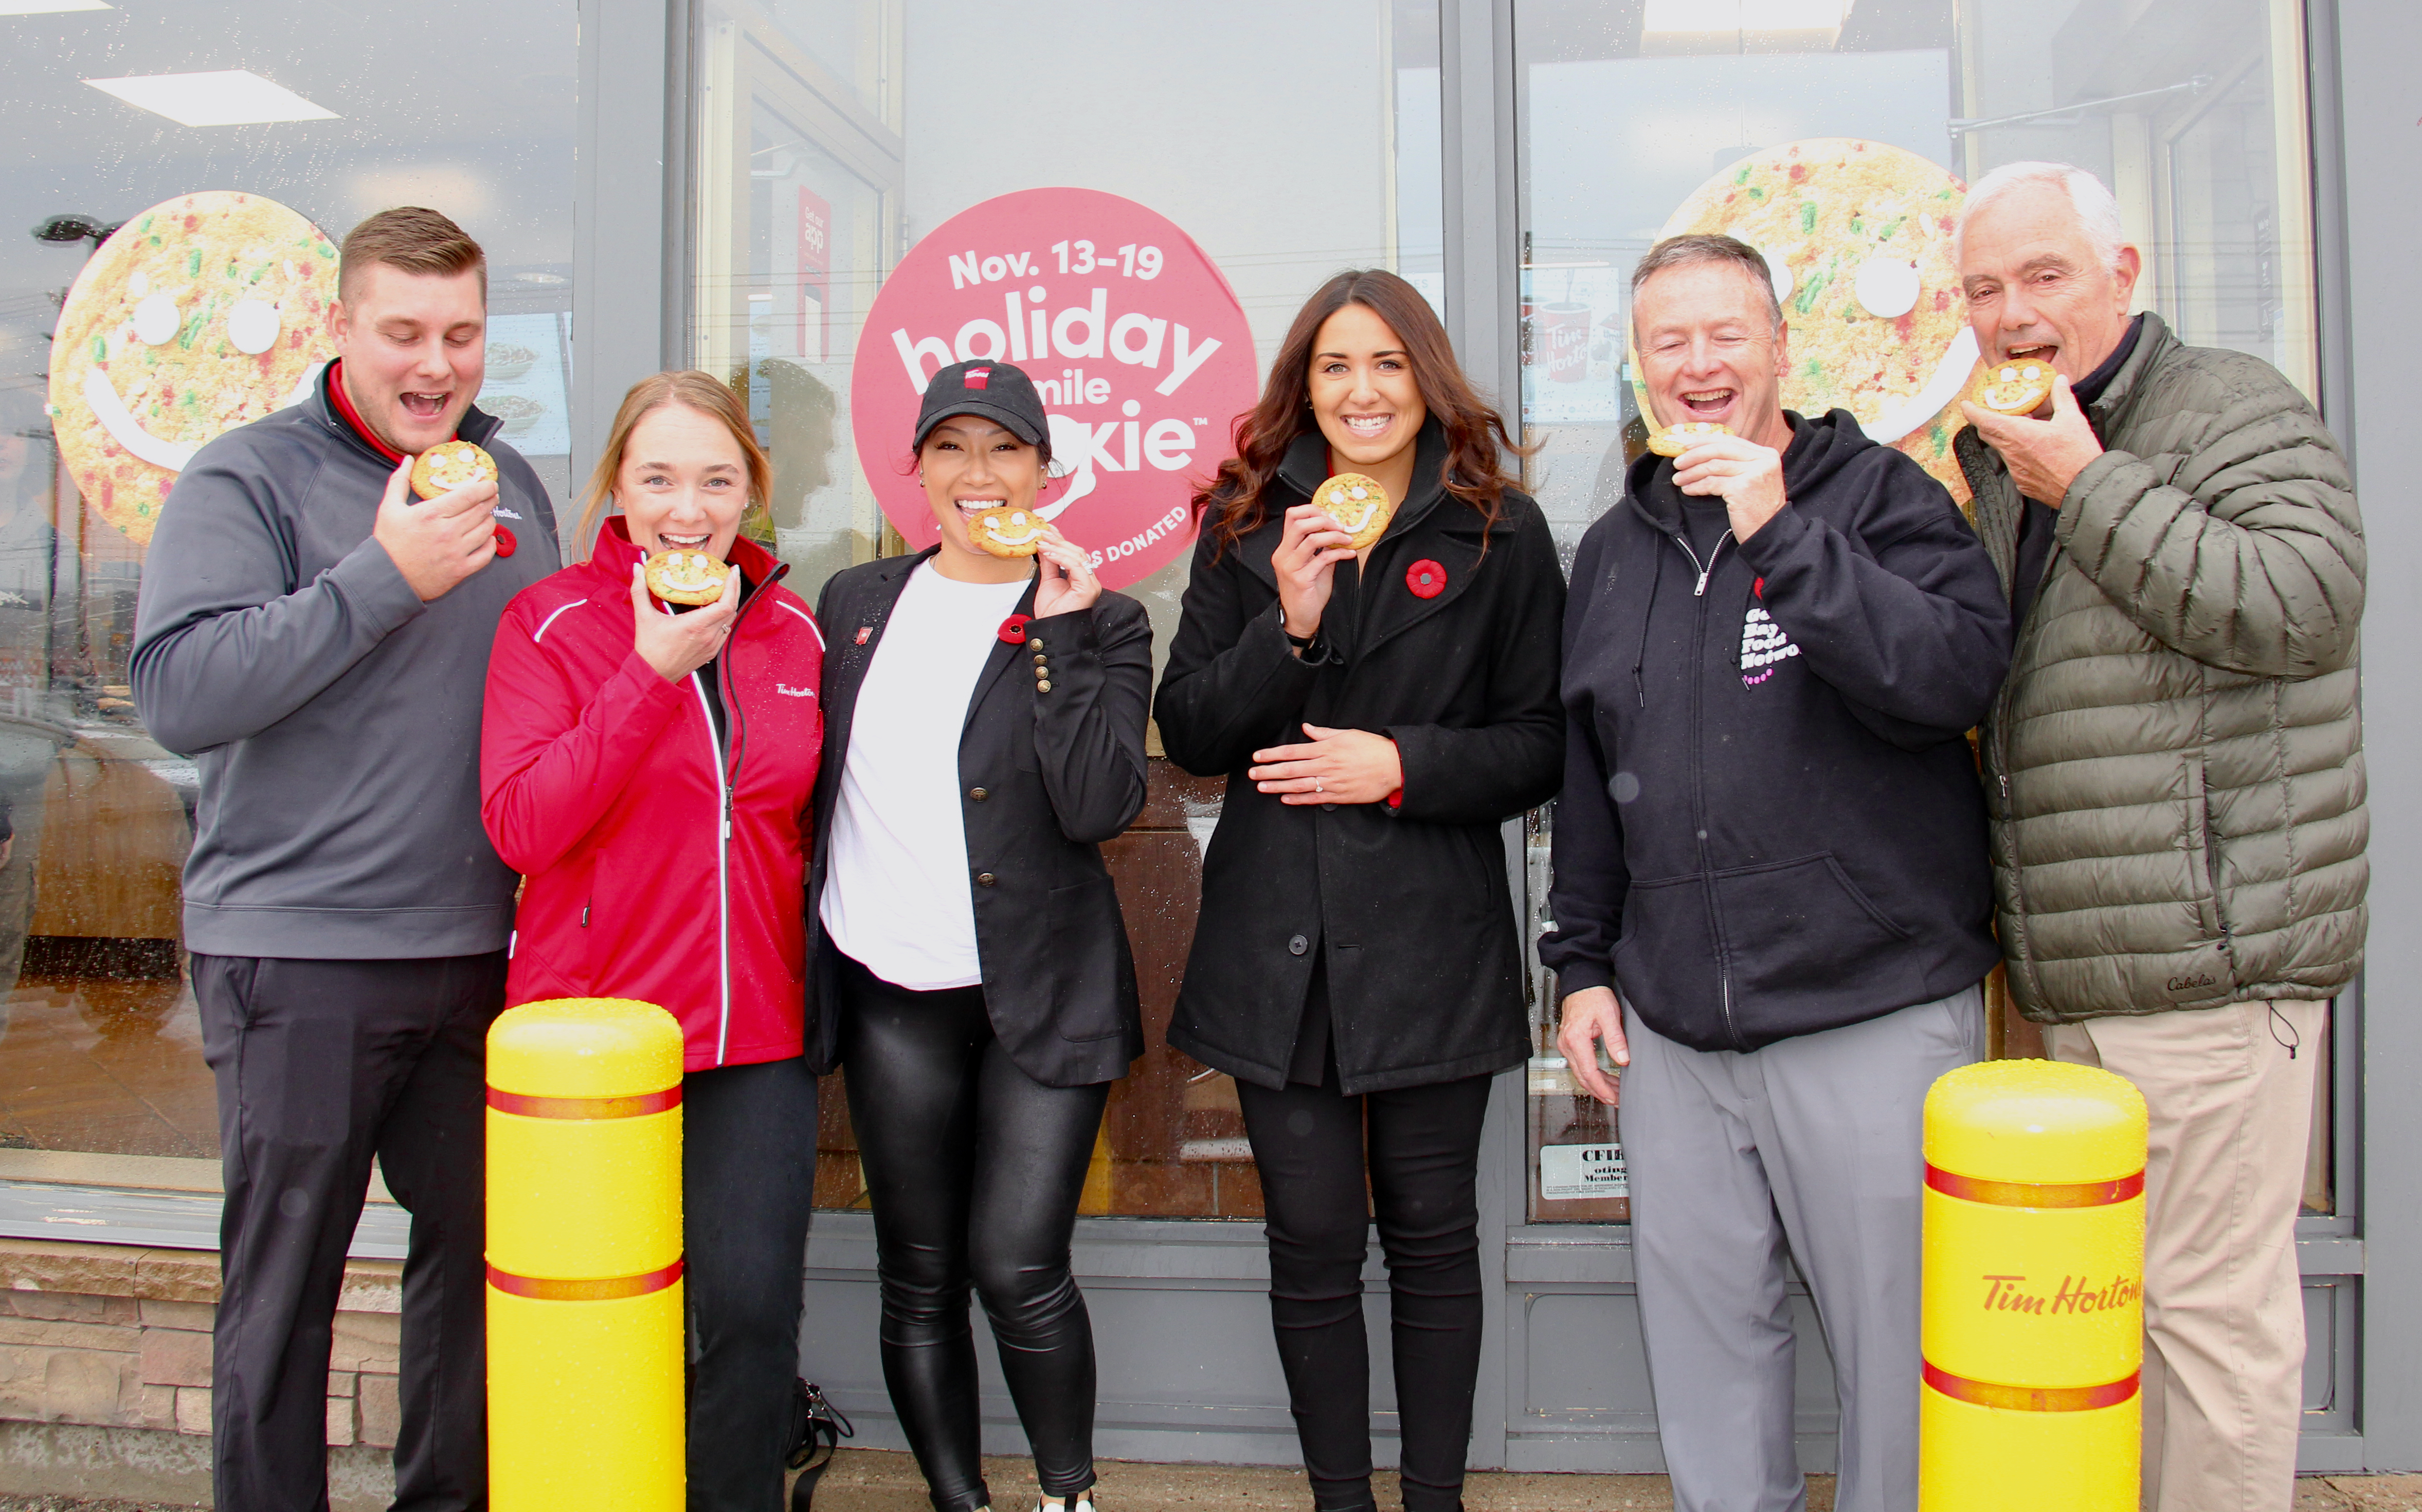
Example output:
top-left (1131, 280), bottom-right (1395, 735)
top-left (804, 360), bottom-right (1150, 1512)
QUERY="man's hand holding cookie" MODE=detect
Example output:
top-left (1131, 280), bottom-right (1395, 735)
top-left (1671, 430), bottom-right (1790, 540)
top-left (372, 454), bottom-right (497, 602)
top-left (1960, 373), bottom-right (2104, 506)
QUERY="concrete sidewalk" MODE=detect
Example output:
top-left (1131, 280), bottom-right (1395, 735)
top-left (8, 1454), bottom-right (2419, 1510)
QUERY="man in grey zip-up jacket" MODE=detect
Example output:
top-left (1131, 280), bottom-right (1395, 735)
top-left (131, 208), bottom-right (556, 1512)
top-left (1956, 165), bottom-right (2362, 1512)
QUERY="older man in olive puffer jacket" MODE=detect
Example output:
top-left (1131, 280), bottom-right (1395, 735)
top-left (1954, 162), bottom-right (2363, 1512)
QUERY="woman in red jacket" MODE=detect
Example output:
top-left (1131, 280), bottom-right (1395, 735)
top-left (481, 370), bottom-right (824, 1512)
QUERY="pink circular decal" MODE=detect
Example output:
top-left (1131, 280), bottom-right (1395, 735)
top-left (851, 188), bottom-right (1258, 591)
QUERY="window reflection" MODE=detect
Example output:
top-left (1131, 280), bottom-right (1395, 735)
top-left (1, 0), bottom-right (575, 1163)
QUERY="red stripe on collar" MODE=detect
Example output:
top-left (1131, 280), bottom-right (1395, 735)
top-left (324, 360), bottom-right (410, 465)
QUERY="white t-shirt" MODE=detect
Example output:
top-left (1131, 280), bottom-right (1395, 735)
top-left (820, 562), bottom-right (1032, 990)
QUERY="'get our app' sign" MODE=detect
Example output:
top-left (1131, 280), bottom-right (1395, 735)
top-left (850, 188), bottom-right (1258, 591)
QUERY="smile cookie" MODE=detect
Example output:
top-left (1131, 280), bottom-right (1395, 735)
top-left (1649, 139), bottom-right (1977, 502)
top-left (1311, 473), bottom-right (1394, 550)
top-left (1646, 421), bottom-right (1731, 458)
top-left (410, 440), bottom-right (497, 500)
top-left (48, 191), bottom-right (339, 544)
top-left (970, 504), bottom-right (1048, 558)
top-left (645, 549), bottom-right (730, 606)
top-left (1968, 359), bottom-right (2056, 417)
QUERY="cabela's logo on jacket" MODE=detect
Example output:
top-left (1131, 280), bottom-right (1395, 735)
top-left (1740, 603), bottom-right (1800, 686)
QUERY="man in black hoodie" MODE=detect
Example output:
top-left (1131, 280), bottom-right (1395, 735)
top-left (1541, 235), bottom-right (2009, 1512)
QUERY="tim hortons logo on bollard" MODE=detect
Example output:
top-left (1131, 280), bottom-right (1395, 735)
top-left (1979, 1273), bottom-right (2143, 1316)
top-left (851, 187), bottom-right (1258, 592)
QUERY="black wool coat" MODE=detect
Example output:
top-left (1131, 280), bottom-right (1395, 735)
top-left (806, 549), bottom-right (1151, 1087)
top-left (1155, 423), bottom-right (1567, 1095)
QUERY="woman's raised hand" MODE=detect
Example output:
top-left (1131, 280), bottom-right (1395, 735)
top-left (631, 562), bottom-right (739, 682)
top-left (1032, 525), bottom-right (1101, 619)
top-left (1271, 503), bottom-right (1356, 643)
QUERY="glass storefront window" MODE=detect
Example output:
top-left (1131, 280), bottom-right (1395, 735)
top-left (1, 2), bottom-right (575, 1161)
top-left (689, 0), bottom-right (1446, 1218)
top-left (1514, 0), bottom-right (2326, 1222)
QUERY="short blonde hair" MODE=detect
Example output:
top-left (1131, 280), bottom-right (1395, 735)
top-left (575, 372), bottom-right (773, 556)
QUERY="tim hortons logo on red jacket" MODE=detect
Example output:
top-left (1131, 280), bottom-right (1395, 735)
top-left (852, 187), bottom-right (1257, 592)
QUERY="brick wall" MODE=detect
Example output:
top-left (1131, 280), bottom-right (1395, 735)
top-left (0, 1238), bottom-right (401, 1452)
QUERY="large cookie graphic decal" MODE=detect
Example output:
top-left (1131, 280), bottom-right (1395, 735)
top-left (1649, 140), bottom-right (1978, 501)
top-left (49, 191), bottom-right (339, 543)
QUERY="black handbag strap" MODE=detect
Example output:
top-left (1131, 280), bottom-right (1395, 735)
top-left (786, 1378), bottom-right (855, 1512)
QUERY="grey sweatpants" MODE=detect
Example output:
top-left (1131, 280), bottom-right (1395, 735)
top-left (1623, 986), bottom-right (1985, 1512)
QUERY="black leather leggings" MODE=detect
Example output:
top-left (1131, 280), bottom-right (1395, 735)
top-left (837, 954), bottom-right (1108, 1512)
top-left (1236, 1064), bottom-right (1494, 1512)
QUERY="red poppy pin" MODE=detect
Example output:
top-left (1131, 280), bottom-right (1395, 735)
top-left (1405, 559), bottom-right (1447, 599)
top-left (997, 613), bottom-right (1032, 644)
top-left (492, 524), bottom-right (517, 558)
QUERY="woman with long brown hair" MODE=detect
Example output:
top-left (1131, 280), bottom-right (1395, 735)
top-left (481, 371), bottom-right (825, 1510)
top-left (1155, 271), bottom-right (1565, 1510)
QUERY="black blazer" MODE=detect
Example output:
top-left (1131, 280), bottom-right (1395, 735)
top-left (807, 549), bottom-right (1151, 1087)
top-left (1154, 421), bottom-right (1567, 1096)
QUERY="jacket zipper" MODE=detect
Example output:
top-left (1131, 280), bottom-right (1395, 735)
top-left (661, 561), bottom-right (787, 1067)
top-left (1670, 530), bottom-right (1744, 1048)
top-left (662, 599), bottom-right (738, 1068)
top-left (683, 655), bottom-right (734, 1067)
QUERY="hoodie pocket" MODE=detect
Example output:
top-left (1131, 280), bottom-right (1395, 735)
top-left (1610, 873), bottom-right (1720, 1008)
top-left (1710, 853), bottom-right (1911, 1001)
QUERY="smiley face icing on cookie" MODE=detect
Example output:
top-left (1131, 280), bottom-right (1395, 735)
top-left (410, 440), bottom-right (499, 500)
top-left (645, 549), bottom-right (730, 606)
top-left (1311, 472), bottom-right (1395, 550)
top-left (48, 191), bottom-right (340, 544)
top-left (971, 504), bottom-right (1049, 558)
top-left (1969, 360), bottom-right (2056, 417)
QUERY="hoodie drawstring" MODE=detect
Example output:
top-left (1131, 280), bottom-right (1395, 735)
top-left (1630, 542), bottom-right (1666, 709)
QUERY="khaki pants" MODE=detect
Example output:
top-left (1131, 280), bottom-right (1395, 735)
top-left (2042, 998), bottom-right (2324, 1512)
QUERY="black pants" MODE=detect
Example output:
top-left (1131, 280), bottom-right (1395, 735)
top-left (1236, 1065), bottom-right (1494, 1512)
top-left (683, 1056), bottom-right (819, 1512)
top-left (195, 951), bottom-right (506, 1512)
top-left (837, 955), bottom-right (1108, 1512)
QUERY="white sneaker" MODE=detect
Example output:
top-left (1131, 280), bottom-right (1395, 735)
top-left (1035, 1499), bottom-right (1095, 1512)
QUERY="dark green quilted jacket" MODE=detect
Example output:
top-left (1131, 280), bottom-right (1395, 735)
top-left (1957, 314), bottom-right (2366, 1023)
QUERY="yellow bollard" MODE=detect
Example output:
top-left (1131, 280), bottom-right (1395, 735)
top-left (1919, 1059), bottom-right (2148, 1512)
top-left (486, 998), bottom-right (685, 1510)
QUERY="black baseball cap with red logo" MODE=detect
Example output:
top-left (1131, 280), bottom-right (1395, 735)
top-left (912, 359), bottom-right (1050, 454)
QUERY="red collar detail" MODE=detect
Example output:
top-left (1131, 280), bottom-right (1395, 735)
top-left (324, 360), bottom-right (413, 465)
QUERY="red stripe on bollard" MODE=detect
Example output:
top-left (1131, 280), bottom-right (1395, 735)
top-left (487, 1085), bottom-right (683, 1120)
top-left (1924, 1163), bottom-right (2144, 1209)
top-left (1922, 1360), bottom-right (2141, 1413)
top-left (485, 1257), bottom-right (686, 1302)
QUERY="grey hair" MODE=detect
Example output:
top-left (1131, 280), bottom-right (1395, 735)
top-left (1631, 233), bottom-right (1784, 334)
top-left (1956, 161), bottom-right (2129, 271)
